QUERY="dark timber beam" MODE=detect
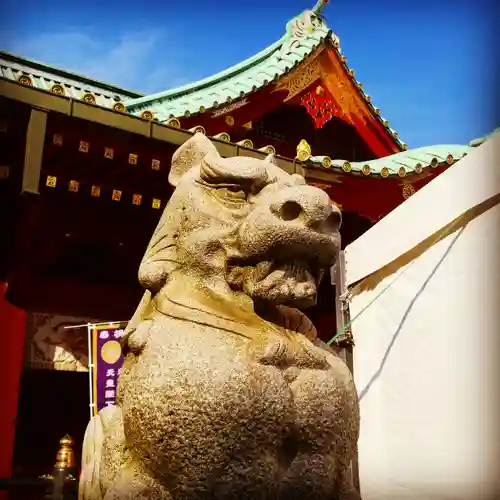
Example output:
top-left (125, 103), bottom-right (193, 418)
top-left (22, 107), bottom-right (47, 194)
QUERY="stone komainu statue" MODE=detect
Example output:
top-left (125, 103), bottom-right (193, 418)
top-left (79, 133), bottom-right (361, 500)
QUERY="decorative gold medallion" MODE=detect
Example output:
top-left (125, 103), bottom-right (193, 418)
top-left (214, 132), bottom-right (230, 143)
top-left (398, 166), bottom-right (406, 177)
top-left (82, 93), bottom-right (96, 105)
top-left (321, 156), bottom-right (332, 168)
top-left (166, 118), bottom-right (181, 128)
top-left (361, 165), bottom-right (371, 176)
top-left (79, 141), bottom-right (89, 153)
top-left (402, 184), bottom-right (416, 199)
top-left (446, 154), bottom-right (454, 165)
top-left (46, 175), bottom-right (57, 188)
top-left (414, 163), bottom-right (423, 174)
top-left (430, 158), bottom-right (439, 168)
top-left (51, 84), bottom-right (64, 95)
top-left (91, 185), bottom-right (101, 197)
top-left (342, 161), bottom-right (352, 173)
top-left (18, 75), bottom-right (32, 86)
top-left (112, 189), bottom-right (122, 201)
top-left (113, 102), bottom-right (126, 113)
top-left (140, 110), bottom-right (154, 120)
top-left (132, 194), bottom-right (142, 205)
top-left (104, 147), bottom-right (114, 159)
top-left (225, 115), bottom-right (235, 127)
top-left (68, 180), bottom-right (79, 192)
top-left (237, 139), bottom-right (254, 149)
top-left (128, 153), bottom-right (138, 165)
top-left (151, 159), bottom-right (161, 170)
top-left (380, 167), bottom-right (390, 178)
top-left (296, 139), bottom-right (312, 162)
top-left (152, 198), bottom-right (161, 209)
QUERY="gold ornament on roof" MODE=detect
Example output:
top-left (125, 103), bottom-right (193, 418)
top-left (430, 158), bottom-right (439, 168)
top-left (189, 125), bottom-right (206, 135)
top-left (398, 166), bottom-right (406, 178)
top-left (414, 163), bottom-right (423, 174)
top-left (51, 84), bottom-right (64, 95)
top-left (113, 102), bottom-right (126, 113)
top-left (380, 167), bottom-right (390, 178)
top-left (342, 161), bottom-right (352, 173)
top-left (446, 154), bottom-right (454, 165)
top-left (296, 139), bottom-right (312, 162)
top-left (225, 115), bottom-right (235, 127)
top-left (361, 165), bottom-right (371, 176)
top-left (321, 156), bottom-right (332, 168)
top-left (166, 118), bottom-right (181, 128)
top-left (315, 85), bottom-right (325, 96)
top-left (82, 93), bottom-right (96, 105)
top-left (237, 139), bottom-right (254, 149)
top-left (259, 145), bottom-right (276, 155)
top-left (402, 184), bottom-right (416, 199)
top-left (18, 74), bottom-right (32, 86)
top-left (141, 110), bottom-right (154, 120)
top-left (214, 132), bottom-right (230, 143)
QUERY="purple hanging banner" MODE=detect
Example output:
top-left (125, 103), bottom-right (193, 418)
top-left (91, 324), bottom-right (126, 415)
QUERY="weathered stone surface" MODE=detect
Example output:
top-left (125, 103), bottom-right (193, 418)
top-left (79, 133), bottom-right (361, 500)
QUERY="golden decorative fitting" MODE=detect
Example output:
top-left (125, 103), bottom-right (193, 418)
top-left (315, 85), bottom-right (325, 96)
top-left (225, 115), bottom-right (235, 127)
top-left (321, 156), bottom-right (332, 168)
top-left (18, 74), bottom-right (32, 86)
top-left (365, 95), bottom-right (372, 103)
top-left (79, 140), bottom-right (89, 153)
top-left (398, 166), bottom-right (406, 178)
top-left (113, 102), bottom-right (126, 113)
top-left (46, 175), bottom-right (57, 188)
top-left (199, 106), bottom-right (206, 113)
top-left (184, 110), bottom-right (191, 117)
top-left (392, 131), bottom-right (399, 138)
top-left (151, 159), bottom-right (161, 170)
top-left (430, 157), bottom-right (439, 168)
top-left (91, 186), bottom-right (101, 197)
top-left (259, 145), bottom-right (276, 155)
top-left (132, 194), bottom-right (142, 206)
top-left (128, 153), bottom-right (138, 165)
top-left (341, 55), bottom-right (347, 63)
top-left (166, 118), bottom-right (181, 128)
top-left (348, 69), bottom-right (355, 77)
top-left (296, 139), bottom-right (312, 162)
top-left (53, 133), bottom-right (63, 146)
top-left (152, 198), bottom-right (161, 209)
top-left (51, 84), bottom-right (64, 95)
top-left (402, 184), bottom-right (416, 200)
top-left (104, 147), bottom-right (114, 159)
top-left (213, 101), bottom-right (219, 108)
top-left (140, 110), bottom-right (154, 120)
top-left (55, 435), bottom-right (75, 470)
top-left (112, 189), bottom-right (122, 201)
top-left (414, 163), bottom-right (423, 174)
top-left (361, 165), bottom-right (371, 176)
top-left (68, 180), bottom-right (79, 193)
top-left (243, 121), bottom-right (253, 130)
top-left (237, 139), bottom-right (254, 149)
top-left (189, 125), bottom-right (206, 135)
top-left (380, 167), bottom-right (390, 178)
top-left (82, 93), bottom-right (96, 105)
top-left (401, 143), bottom-right (408, 151)
top-left (333, 40), bottom-right (340, 48)
top-left (374, 108), bottom-right (381, 115)
top-left (446, 154), bottom-right (454, 165)
top-left (356, 81), bottom-right (363, 89)
top-left (342, 161), bottom-right (352, 173)
top-left (214, 132), bottom-right (230, 142)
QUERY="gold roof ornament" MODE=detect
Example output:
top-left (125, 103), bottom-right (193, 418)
top-left (55, 435), bottom-right (75, 470)
top-left (296, 139), bottom-right (312, 162)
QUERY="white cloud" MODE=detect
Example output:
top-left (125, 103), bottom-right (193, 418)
top-left (4, 27), bottom-right (193, 94)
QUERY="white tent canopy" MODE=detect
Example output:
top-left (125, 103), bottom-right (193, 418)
top-left (344, 134), bottom-right (500, 500)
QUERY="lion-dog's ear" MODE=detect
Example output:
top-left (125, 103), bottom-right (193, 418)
top-left (169, 132), bottom-right (221, 187)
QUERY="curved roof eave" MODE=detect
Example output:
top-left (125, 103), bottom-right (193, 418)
top-left (124, 8), bottom-right (334, 118)
top-left (308, 144), bottom-right (472, 178)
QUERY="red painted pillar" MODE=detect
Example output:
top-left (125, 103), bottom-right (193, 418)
top-left (0, 282), bottom-right (26, 496)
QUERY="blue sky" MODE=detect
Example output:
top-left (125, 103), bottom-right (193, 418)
top-left (1, 0), bottom-right (497, 149)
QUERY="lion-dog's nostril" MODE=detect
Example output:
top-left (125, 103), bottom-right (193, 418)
top-left (273, 200), bottom-right (303, 221)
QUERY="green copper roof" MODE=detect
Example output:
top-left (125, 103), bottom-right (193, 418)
top-left (124, 5), bottom-right (334, 120)
top-left (308, 144), bottom-right (471, 178)
top-left (0, 51), bottom-right (141, 107)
